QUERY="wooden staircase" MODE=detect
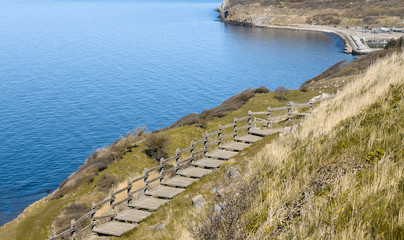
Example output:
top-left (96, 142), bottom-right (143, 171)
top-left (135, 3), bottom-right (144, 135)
top-left (48, 101), bottom-right (322, 240)
top-left (91, 136), bottom-right (255, 237)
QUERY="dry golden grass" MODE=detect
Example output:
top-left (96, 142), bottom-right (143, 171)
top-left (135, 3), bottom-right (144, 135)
top-left (300, 51), bottom-right (404, 139)
top-left (4, 51), bottom-right (402, 240)
top-left (242, 51), bottom-right (404, 239)
top-left (192, 51), bottom-right (404, 239)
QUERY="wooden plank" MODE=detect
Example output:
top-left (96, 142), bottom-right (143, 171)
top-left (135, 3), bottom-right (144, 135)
top-left (221, 132), bottom-right (236, 139)
top-left (115, 209), bottom-right (151, 223)
top-left (206, 130), bottom-right (221, 137)
top-left (269, 106), bottom-right (288, 111)
top-left (222, 122), bottom-right (236, 129)
top-left (290, 103), bottom-right (309, 107)
top-left (145, 185), bottom-right (185, 199)
top-left (249, 128), bottom-right (284, 137)
top-left (219, 141), bottom-right (250, 152)
top-left (205, 149), bottom-right (238, 160)
top-left (237, 115), bottom-right (250, 121)
top-left (177, 167), bottom-right (212, 178)
top-left (86, 235), bottom-right (109, 240)
top-left (192, 158), bottom-right (224, 168)
top-left (177, 157), bottom-right (193, 165)
top-left (235, 134), bottom-right (262, 143)
top-left (162, 175), bottom-right (198, 188)
top-left (129, 197), bottom-right (168, 211)
top-left (235, 125), bottom-right (250, 131)
top-left (289, 112), bottom-right (310, 116)
top-left (250, 111), bottom-right (268, 115)
top-left (178, 146), bottom-right (193, 154)
top-left (93, 221), bottom-right (137, 237)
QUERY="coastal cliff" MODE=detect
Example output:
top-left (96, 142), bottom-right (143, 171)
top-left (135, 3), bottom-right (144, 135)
top-left (218, 0), bottom-right (404, 28)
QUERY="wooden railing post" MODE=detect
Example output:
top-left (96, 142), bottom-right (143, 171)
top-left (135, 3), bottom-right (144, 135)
top-left (175, 148), bottom-right (180, 169)
top-left (267, 106), bottom-right (271, 128)
top-left (109, 190), bottom-right (115, 215)
top-left (70, 219), bottom-right (76, 240)
top-left (189, 140), bottom-right (195, 163)
top-left (233, 117), bottom-right (238, 140)
top-left (159, 158), bottom-right (164, 183)
top-left (253, 117), bottom-right (257, 129)
top-left (247, 110), bottom-right (252, 132)
top-left (217, 124), bottom-right (222, 147)
top-left (127, 178), bottom-right (132, 205)
top-left (143, 168), bottom-right (149, 194)
top-left (287, 102), bottom-right (292, 116)
top-left (90, 202), bottom-right (96, 229)
top-left (203, 133), bottom-right (208, 154)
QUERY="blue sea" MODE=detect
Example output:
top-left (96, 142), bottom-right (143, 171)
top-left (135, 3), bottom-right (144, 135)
top-left (0, 0), bottom-right (354, 225)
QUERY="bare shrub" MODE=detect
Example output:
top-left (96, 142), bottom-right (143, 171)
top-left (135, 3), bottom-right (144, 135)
top-left (193, 180), bottom-right (260, 240)
top-left (274, 86), bottom-right (288, 101)
top-left (144, 133), bottom-right (169, 161)
top-left (95, 174), bottom-right (118, 194)
top-left (170, 113), bottom-right (200, 128)
top-left (168, 87), bottom-right (269, 129)
top-left (53, 203), bottom-right (90, 234)
top-left (199, 119), bottom-right (209, 129)
top-left (254, 86), bottom-right (270, 94)
top-left (199, 109), bottom-right (215, 121)
top-left (385, 36), bottom-right (404, 50)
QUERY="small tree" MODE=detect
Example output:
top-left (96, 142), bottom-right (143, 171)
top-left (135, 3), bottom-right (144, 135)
top-left (274, 86), bottom-right (288, 101)
top-left (144, 133), bottom-right (169, 161)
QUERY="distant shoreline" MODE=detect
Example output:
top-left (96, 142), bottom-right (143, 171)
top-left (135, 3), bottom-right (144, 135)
top-left (255, 24), bottom-right (355, 54)
top-left (219, 15), bottom-right (403, 55)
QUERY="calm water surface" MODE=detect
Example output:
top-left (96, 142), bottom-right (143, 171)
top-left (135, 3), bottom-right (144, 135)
top-left (0, 0), bottom-right (354, 225)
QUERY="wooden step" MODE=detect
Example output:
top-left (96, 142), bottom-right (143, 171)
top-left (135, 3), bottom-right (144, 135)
top-left (129, 197), bottom-right (168, 211)
top-left (114, 209), bottom-right (151, 223)
top-left (219, 141), bottom-right (250, 151)
top-left (205, 149), bottom-right (238, 160)
top-left (249, 128), bottom-right (284, 137)
top-left (192, 158), bottom-right (224, 168)
top-left (145, 185), bottom-right (184, 199)
top-left (234, 134), bottom-right (262, 143)
top-left (177, 167), bottom-right (212, 178)
top-left (93, 221), bottom-right (137, 237)
top-left (161, 175), bottom-right (198, 188)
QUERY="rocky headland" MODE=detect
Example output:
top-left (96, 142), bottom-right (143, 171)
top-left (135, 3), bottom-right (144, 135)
top-left (218, 0), bottom-right (404, 54)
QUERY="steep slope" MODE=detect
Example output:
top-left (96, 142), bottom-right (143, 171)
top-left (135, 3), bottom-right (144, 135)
top-left (194, 50), bottom-right (404, 239)
top-left (0, 86), bottom-right (323, 239)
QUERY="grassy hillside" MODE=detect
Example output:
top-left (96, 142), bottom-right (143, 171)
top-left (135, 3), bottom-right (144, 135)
top-left (193, 50), bottom-right (404, 239)
top-left (0, 84), bottom-right (324, 239)
top-left (220, 0), bottom-right (404, 27)
top-left (1, 40), bottom-right (402, 240)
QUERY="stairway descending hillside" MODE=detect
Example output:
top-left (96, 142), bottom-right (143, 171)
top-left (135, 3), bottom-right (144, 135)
top-left (48, 100), bottom-right (327, 240)
top-left (92, 138), bottom-right (254, 238)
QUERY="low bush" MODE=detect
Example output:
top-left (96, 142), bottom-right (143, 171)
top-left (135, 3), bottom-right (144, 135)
top-left (385, 36), bottom-right (404, 50)
top-left (274, 86), bottom-right (288, 101)
top-left (143, 133), bottom-right (170, 161)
